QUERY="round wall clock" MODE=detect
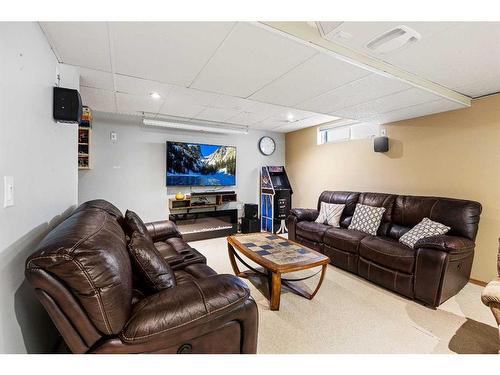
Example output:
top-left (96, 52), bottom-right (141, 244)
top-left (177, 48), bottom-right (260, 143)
top-left (258, 136), bottom-right (276, 156)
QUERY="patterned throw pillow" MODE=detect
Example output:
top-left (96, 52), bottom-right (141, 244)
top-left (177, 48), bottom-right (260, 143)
top-left (315, 202), bottom-right (345, 227)
top-left (348, 204), bottom-right (386, 235)
top-left (399, 217), bottom-right (450, 249)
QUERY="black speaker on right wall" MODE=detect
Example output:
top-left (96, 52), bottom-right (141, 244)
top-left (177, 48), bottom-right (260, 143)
top-left (374, 136), bottom-right (389, 153)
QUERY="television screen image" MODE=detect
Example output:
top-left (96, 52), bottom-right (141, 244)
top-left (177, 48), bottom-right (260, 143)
top-left (167, 141), bottom-right (236, 186)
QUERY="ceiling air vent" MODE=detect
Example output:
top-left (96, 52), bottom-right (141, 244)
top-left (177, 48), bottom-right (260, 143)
top-left (366, 26), bottom-right (421, 54)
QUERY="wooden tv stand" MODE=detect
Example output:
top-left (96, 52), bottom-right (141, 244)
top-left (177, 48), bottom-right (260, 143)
top-left (169, 191), bottom-right (237, 212)
top-left (168, 191), bottom-right (238, 241)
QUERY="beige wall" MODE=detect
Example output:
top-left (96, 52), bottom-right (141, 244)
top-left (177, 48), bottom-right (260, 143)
top-left (286, 94), bottom-right (500, 283)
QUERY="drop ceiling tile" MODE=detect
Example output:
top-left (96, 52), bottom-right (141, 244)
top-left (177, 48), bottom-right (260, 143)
top-left (115, 92), bottom-right (163, 115)
top-left (79, 67), bottom-right (114, 90)
top-left (158, 86), bottom-right (218, 119)
top-left (376, 23), bottom-right (500, 97)
top-left (210, 94), bottom-right (255, 111)
top-left (249, 53), bottom-right (370, 106)
top-left (114, 74), bottom-right (173, 98)
top-left (80, 86), bottom-right (116, 113)
top-left (453, 78), bottom-right (500, 98)
top-left (193, 107), bottom-right (242, 123)
top-left (40, 22), bottom-right (111, 71)
top-left (297, 73), bottom-right (411, 114)
top-left (271, 114), bottom-right (338, 133)
top-left (250, 120), bottom-right (284, 130)
top-left (296, 114), bottom-right (340, 127)
top-left (110, 22), bottom-right (235, 86)
top-left (332, 88), bottom-right (443, 120)
top-left (321, 22), bottom-right (457, 57)
top-left (317, 22), bottom-right (500, 97)
top-left (256, 108), bottom-right (316, 127)
top-left (191, 22), bottom-right (316, 97)
top-left (226, 102), bottom-right (286, 125)
top-left (364, 99), bottom-right (465, 124)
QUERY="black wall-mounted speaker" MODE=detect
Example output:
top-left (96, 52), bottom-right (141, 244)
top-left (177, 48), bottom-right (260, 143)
top-left (374, 136), bottom-right (389, 153)
top-left (244, 204), bottom-right (258, 219)
top-left (53, 87), bottom-right (82, 124)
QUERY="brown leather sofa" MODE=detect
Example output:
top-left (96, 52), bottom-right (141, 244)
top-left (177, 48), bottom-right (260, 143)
top-left (288, 191), bottom-right (482, 307)
top-left (25, 199), bottom-right (258, 354)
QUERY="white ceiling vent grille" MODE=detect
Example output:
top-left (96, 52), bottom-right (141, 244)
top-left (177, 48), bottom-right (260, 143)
top-left (366, 26), bottom-right (421, 54)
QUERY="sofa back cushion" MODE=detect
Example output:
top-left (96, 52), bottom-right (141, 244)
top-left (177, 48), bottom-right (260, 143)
top-left (389, 195), bottom-right (482, 241)
top-left (317, 191), bottom-right (360, 228)
top-left (26, 201), bottom-right (132, 335)
top-left (73, 199), bottom-right (124, 223)
top-left (357, 192), bottom-right (396, 236)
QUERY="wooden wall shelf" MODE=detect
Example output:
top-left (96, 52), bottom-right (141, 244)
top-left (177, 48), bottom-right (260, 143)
top-left (78, 106), bottom-right (93, 170)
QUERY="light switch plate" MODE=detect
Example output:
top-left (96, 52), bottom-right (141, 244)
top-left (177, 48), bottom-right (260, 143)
top-left (4, 176), bottom-right (14, 208)
top-left (110, 131), bottom-right (117, 142)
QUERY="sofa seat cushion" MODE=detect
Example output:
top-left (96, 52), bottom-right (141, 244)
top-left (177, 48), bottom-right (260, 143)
top-left (174, 270), bottom-right (196, 285)
top-left (174, 264), bottom-right (217, 285)
top-left (154, 238), bottom-right (207, 270)
top-left (296, 221), bottom-right (331, 242)
top-left (359, 236), bottom-right (416, 274)
top-left (183, 263), bottom-right (218, 279)
top-left (120, 275), bottom-right (250, 344)
top-left (154, 241), bottom-right (184, 264)
top-left (324, 228), bottom-right (369, 254)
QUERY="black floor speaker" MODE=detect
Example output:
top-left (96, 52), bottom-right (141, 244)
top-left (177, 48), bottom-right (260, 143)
top-left (241, 217), bottom-right (260, 233)
top-left (244, 203), bottom-right (258, 219)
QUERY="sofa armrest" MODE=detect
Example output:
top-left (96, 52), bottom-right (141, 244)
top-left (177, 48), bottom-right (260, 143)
top-left (145, 220), bottom-right (182, 242)
top-left (289, 208), bottom-right (319, 222)
top-left (482, 278), bottom-right (500, 325)
top-left (482, 278), bottom-right (500, 306)
top-left (120, 274), bottom-right (251, 344)
top-left (415, 235), bottom-right (475, 253)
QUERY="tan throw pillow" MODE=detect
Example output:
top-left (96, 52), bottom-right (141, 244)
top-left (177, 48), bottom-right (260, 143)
top-left (348, 203), bottom-right (386, 235)
top-left (399, 217), bottom-right (450, 249)
top-left (127, 231), bottom-right (176, 294)
top-left (315, 202), bottom-right (345, 227)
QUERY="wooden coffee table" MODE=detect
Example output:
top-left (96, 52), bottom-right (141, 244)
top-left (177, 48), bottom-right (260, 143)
top-left (227, 232), bottom-right (329, 311)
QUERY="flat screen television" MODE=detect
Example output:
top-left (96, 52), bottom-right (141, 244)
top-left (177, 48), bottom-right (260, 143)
top-left (166, 141), bottom-right (236, 186)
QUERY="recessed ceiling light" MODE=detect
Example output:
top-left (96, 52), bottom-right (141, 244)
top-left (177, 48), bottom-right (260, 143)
top-left (286, 113), bottom-right (295, 122)
top-left (150, 92), bottom-right (161, 100)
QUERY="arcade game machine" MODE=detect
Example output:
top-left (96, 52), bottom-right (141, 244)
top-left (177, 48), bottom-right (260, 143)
top-left (260, 166), bottom-right (293, 234)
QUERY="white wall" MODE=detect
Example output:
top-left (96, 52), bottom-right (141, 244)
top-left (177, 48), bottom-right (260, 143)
top-left (78, 112), bottom-right (285, 221)
top-left (0, 23), bottom-right (78, 353)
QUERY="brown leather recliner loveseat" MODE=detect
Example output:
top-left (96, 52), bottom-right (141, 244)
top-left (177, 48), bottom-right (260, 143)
top-left (25, 199), bottom-right (258, 354)
top-left (288, 191), bottom-right (481, 307)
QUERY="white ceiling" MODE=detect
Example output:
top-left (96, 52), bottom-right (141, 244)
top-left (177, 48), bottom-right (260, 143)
top-left (40, 21), bottom-right (500, 132)
top-left (318, 22), bottom-right (500, 98)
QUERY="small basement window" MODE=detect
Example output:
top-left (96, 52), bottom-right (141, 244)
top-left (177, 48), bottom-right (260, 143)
top-left (318, 122), bottom-right (380, 145)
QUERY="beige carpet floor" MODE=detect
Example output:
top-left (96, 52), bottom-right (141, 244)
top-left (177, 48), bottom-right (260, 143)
top-left (190, 236), bottom-right (499, 354)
